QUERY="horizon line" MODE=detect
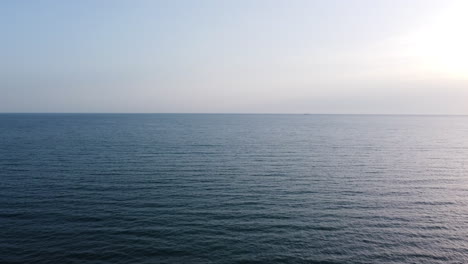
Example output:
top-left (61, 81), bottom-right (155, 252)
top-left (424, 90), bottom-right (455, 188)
top-left (1, 112), bottom-right (468, 116)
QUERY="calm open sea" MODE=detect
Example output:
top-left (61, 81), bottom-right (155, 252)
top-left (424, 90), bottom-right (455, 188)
top-left (1, 114), bottom-right (468, 263)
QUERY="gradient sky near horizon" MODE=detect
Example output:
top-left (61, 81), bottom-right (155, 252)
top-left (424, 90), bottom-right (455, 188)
top-left (2, 0), bottom-right (468, 114)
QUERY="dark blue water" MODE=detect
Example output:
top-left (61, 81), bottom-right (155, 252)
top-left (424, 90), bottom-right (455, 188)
top-left (1, 114), bottom-right (468, 263)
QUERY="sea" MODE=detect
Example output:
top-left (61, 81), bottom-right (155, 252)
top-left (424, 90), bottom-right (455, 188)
top-left (1, 114), bottom-right (467, 264)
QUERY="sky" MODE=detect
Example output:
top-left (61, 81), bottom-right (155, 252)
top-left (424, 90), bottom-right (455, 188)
top-left (1, 0), bottom-right (468, 114)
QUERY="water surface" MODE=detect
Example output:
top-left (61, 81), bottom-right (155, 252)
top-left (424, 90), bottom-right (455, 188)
top-left (1, 114), bottom-right (468, 263)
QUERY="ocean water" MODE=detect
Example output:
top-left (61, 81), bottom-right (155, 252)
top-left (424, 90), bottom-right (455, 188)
top-left (1, 114), bottom-right (468, 264)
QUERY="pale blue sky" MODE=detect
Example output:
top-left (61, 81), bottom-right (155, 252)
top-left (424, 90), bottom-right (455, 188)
top-left (2, 0), bottom-right (467, 114)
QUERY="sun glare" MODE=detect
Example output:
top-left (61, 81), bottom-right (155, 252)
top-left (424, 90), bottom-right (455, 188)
top-left (408, 0), bottom-right (468, 79)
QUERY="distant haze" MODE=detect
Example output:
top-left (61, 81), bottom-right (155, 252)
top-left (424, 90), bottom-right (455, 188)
top-left (2, 0), bottom-right (468, 114)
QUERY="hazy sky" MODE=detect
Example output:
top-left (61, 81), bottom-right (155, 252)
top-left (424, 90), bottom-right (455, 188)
top-left (2, 0), bottom-right (468, 114)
